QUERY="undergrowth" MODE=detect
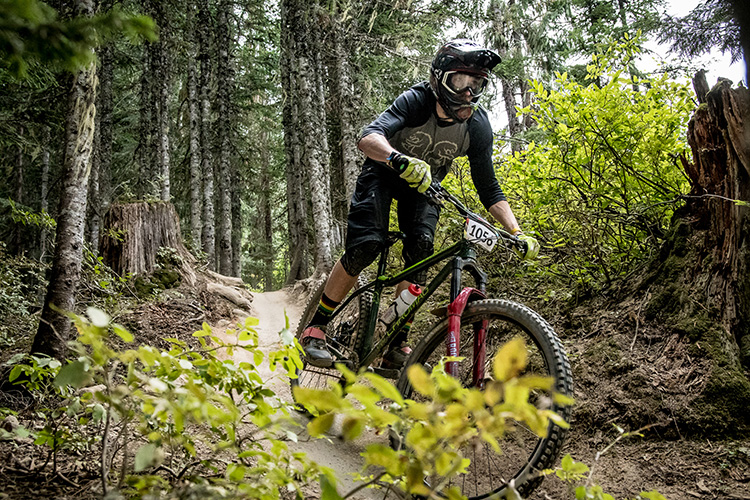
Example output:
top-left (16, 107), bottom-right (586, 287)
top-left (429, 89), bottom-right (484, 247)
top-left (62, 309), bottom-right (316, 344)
top-left (0, 307), bottom-right (667, 499)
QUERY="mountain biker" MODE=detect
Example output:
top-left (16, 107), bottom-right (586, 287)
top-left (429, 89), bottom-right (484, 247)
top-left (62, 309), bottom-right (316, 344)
top-left (301, 38), bottom-right (540, 368)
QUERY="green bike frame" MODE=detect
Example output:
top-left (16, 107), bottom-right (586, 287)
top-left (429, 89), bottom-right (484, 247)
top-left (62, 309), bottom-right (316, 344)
top-left (330, 232), bottom-right (490, 377)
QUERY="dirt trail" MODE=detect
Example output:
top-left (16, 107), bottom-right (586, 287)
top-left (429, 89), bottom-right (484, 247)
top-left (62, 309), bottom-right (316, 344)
top-left (219, 289), bottom-right (397, 500)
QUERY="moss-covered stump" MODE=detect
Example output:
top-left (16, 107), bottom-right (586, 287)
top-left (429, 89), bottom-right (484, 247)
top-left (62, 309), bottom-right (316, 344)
top-left (570, 80), bottom-right (750, 439)
top-left (632, 217), bottom-right (750, 437)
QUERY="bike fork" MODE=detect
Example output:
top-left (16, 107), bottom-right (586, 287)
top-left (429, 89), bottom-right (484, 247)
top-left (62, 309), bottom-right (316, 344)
top-left (445, 287), bottom-right (486, 383)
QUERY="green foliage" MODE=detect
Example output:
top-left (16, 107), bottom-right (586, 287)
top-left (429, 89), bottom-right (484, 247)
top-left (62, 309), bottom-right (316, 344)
top-left (0, 242), bottom-right (45, 348)
top-left (78, 247), bottom-right (137, 312)
top-left (2, 307), bottom-right (328, 497)
top-left (0, 0), bottom-right (156, 77)
top-left (294, 337), bottom-right (573, 499)
top-left (4, 198), bottom-right (55, 230)
top-left (503, 37), bottom-right (693, 294)
top-left (2, 307), bottom-right (671, 499)
top-left (7, 353), bottom-right (62, 392)
top-left (659, 0), bottom-right (741, 67)
top-left (563, 0), bottom-right (665, 69)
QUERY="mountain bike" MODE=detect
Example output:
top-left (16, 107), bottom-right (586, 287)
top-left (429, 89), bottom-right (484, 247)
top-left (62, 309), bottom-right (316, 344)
top-left (291, 182), bottom-right (573, 499)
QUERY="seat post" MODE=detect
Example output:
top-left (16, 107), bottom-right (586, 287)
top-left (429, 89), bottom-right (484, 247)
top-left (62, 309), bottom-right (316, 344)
top-left (376, 245), bottom-right (390, 278)
top-left (376, 232), bottom-right (406, 277)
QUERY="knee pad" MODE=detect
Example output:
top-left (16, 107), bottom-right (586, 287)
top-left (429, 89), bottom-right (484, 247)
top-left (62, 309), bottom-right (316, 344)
top-left (403, 233), bottom-right (434, 285)
top-left (404, 233), bottom-right (434, 263)
top-left (341, 240), bottom-right (382, 276)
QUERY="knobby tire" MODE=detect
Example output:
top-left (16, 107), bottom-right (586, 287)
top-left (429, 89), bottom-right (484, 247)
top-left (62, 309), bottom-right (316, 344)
top-left (395, 298), bottom-right (573, 499)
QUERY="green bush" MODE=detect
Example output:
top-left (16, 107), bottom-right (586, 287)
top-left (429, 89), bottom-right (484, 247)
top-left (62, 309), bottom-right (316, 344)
top-left (0, 242), bottom-right (46, 349)
top-left (3, 308), bottom-right (329, 498)
top-left (2, 310), bottom-right (668, 500)
top-left (501, 36), bottom-right (694, 296)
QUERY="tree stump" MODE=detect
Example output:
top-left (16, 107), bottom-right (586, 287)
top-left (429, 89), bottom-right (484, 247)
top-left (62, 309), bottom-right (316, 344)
top-left (639, 78), bottom-right (750, 435)
top-left (683, 79), bottom-right (750, 351)
top-left (100, 202), bottom-right (195, 277)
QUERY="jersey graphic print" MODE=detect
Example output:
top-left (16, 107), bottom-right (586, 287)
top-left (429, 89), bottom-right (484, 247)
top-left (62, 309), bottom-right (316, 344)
top-left (391, 113), bottom-right (469, 180)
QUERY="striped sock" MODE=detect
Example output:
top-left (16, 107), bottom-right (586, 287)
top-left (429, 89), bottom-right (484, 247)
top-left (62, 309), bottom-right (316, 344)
top-left (309, 293), bottom-right (340, 328)
top-left (403, 317), bottom-right (413, 332)
top-left (392, 317), bottom-right (414, 347)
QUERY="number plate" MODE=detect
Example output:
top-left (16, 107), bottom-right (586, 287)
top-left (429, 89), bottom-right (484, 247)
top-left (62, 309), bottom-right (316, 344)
top-left (464, 218), bottom-right (498, 251)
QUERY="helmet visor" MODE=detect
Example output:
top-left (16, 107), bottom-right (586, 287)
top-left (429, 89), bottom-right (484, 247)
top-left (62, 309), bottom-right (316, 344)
top-left (441, 71), bottom-right (489, 97)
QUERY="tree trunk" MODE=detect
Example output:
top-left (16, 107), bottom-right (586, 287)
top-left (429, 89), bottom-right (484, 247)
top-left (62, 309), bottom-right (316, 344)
top-left (683, 80), bottom-right (750, 344)
top-left (88, 138), bottom-right (100, 249)
top-left (297, 6), bottom-right (333, 277)
top-left (231, 161), bottom-right (242, 278)
top-left (490, 0), bottom-right (528, 152)
top-left (187, 3), bottom-right (202, 249)
top-left (100, 202), bottom-right (194, 276)
top-left (259, 129), bottom-right (273, 290)
top-left (639, 79), bottom-right (750, 433)
top-left (729, 0), bottom-right (750, 86)
top-left (13, 126), bottom-right (24, 254)
top-left (216, 0), bottom-right (233, 275)
top-left (137, 41), bottom-right (152, 199)
top-left (40, 126), bottom-right (51, 261)
top-left (31, 39), bottom-right (97, 360)
top-left (281, 0), bottom-right (309, 283)
top-left (500, 77), bottom-right (522, 152)
top-left (92, 28), bottom-right (114, 254)
top-left (15, 127), bottom-right (23, 206)
top-left (156, 2), bottom-right (172, 201)
top-left (328, 23), bottom-right (358, 248)
top-left (198, 0), bottom-right (215, 269)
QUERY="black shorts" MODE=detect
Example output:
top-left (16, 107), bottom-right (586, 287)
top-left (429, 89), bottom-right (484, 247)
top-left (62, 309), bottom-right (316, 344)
top-left (345, 162), bottom-right (441, 270)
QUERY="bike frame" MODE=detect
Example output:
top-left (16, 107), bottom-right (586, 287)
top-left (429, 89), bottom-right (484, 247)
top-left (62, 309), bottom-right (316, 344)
top-left (329, 233), bottom-right (490, 380)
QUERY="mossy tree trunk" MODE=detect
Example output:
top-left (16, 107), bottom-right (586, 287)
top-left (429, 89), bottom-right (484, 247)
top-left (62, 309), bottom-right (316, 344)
top-left (643, 77), bottom-right (750, 434)
top-left (30, 0), bottom-right (97, 360)
top-left (683, 78), bottom-right (750, 357)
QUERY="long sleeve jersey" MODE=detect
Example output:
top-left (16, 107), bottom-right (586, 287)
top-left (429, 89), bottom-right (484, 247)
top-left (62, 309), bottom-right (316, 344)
top-left (360, 81), bottom-right (506, 210)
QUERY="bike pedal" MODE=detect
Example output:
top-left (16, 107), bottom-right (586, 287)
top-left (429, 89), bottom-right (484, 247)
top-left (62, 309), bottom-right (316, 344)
top-left (371, 366), bottom-right (400, 379)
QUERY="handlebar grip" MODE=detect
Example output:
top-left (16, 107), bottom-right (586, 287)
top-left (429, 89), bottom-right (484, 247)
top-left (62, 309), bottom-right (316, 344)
top-left (388, 152), bottom-right (409, 173)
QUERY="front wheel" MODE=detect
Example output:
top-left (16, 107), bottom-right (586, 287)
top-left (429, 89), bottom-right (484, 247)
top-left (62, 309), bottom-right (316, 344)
top-left (394, 299), bottom-right (573, 500)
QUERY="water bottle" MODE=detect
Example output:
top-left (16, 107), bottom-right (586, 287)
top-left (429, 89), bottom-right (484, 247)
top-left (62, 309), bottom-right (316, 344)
top-left (380, 284), bottom-right (422, 327)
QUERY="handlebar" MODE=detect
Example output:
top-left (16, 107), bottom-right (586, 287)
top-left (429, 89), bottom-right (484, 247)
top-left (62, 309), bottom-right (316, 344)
top-left (424, 181), bottom-right (528, 255)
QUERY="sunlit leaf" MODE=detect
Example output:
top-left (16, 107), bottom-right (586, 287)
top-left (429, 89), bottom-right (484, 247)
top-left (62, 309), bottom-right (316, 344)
top-left (134, 443), bottom-right (159, 472)
top-left (493, 337), bottom-right (527, 382)
top-left (226, 463), bottom-right (246, 482)
top-left (307, 412), bottom-right (335, 438)
top-left (320, 474), bottom-right (344, 500)
top-left (87, 307), bottom-right (110, 327)
top-left (407, 364), bottom-right (434, 396)
top-left (341, 416), bottom-right (364, 441)
top-left (639, 491), bottom-right (668, 500)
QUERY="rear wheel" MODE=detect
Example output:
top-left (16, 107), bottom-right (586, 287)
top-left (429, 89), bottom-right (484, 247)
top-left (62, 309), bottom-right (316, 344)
top-left (290, 277), bottom-right (372, 403)
top-left (395, 299), bottom-right (573, 499)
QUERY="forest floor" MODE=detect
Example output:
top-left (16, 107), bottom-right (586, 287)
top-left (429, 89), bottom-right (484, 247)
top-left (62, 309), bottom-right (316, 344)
top-left (235, 287), bottom-right (750, 500)
top-left (2, 274), bottom-right (750, 499)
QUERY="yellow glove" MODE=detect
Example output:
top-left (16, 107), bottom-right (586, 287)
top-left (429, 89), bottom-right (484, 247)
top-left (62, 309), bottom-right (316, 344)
top-left (514, 232), bottom-right (540, 260)
top-left (388, 152), bottom-right (432, 194)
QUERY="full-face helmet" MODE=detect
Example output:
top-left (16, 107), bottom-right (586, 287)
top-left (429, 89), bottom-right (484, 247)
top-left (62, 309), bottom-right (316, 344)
top-left (430, 39), bottom-right (501, 122)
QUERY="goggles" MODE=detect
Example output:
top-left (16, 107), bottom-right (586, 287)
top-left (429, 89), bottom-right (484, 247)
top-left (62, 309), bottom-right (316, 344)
top-left (441, 71), bottom-right (489, 97)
